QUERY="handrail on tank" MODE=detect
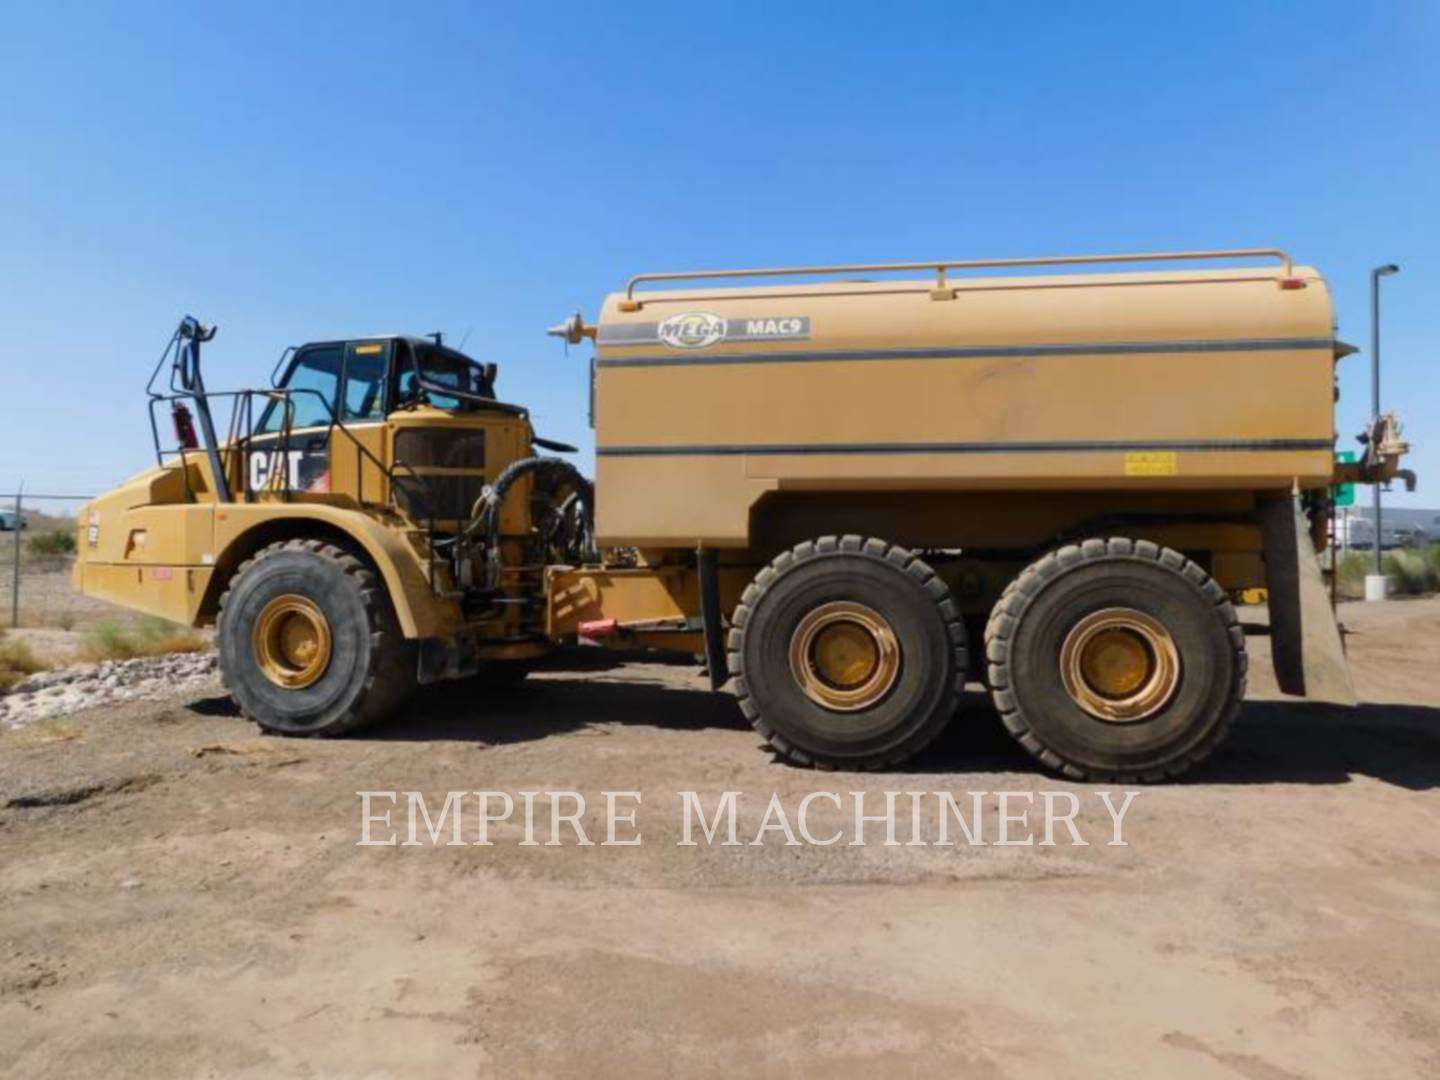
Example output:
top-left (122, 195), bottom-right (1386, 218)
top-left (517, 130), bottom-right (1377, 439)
top-left (622, 248), bottom-right (1294, 304)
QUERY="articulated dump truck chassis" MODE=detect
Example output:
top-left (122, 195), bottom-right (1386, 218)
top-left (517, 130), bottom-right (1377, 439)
top-left (74, 250), bottom-right (1412, 781)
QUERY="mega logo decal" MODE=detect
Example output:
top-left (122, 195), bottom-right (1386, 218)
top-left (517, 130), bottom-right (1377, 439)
top-left (609, 313), bottom-right (812, 350)
top-left (657, 312), bottom-right (727, 350)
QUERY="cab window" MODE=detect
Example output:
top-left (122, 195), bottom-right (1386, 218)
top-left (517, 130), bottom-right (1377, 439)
top-left (343, 342), bottom-right (389, 421)
top-left (260, 345), bottom-right (342, 432)
top-left (397, 343), bottom-right (493, 411)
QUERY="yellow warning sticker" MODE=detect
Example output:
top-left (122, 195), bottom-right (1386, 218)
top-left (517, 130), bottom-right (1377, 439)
top-left (354, 343), bottom-right (384, 354)
top-left (1124, 452), bottom-right (1178, 476)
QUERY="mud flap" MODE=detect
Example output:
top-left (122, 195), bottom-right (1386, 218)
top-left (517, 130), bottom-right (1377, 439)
top-left (1257, 492), bottom-right (1357, 705)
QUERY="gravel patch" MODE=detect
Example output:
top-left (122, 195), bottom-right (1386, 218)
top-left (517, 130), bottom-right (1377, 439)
top-left (0, 652), bottom-right (220, 729)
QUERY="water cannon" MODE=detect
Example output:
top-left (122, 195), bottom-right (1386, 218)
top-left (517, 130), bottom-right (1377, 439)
top-left (547, 312), bottom-right (594, 346)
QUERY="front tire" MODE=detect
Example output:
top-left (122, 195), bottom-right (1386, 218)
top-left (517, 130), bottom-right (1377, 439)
top-left (217, 539), bottom-right (415, 736)
top-left (728, 535), bottom-right (967, 770)
top-left (984, 538), bottom-right (1246, 781)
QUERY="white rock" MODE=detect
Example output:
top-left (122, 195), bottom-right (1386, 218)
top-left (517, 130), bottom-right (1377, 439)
top-left (1, 649), bottom-right (221, 730)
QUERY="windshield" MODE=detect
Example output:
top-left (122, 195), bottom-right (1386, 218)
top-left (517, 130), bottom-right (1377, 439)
top-left (399, 344), bottom-right (494, 411)
top-left (258, 342), bottom-right (392, 434)
top-left (259, 346), bottom-right (342, 431)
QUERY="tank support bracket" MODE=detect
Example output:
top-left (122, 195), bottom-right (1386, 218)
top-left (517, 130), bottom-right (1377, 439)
top-left (698, 548), bottom-right (729, 691)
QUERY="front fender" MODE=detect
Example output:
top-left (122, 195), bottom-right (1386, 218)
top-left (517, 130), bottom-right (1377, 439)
top-left (212, 504), bottom-right (454, 639)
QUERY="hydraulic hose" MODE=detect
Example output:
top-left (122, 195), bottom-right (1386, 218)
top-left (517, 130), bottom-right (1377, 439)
top-left (474, 455), bottom-right (595, 551)
top-left (438, 457), bottom-right (595, 592)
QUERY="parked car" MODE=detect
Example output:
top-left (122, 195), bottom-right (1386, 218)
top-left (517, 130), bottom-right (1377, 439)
top-left (0, 510), bottom-right (27, 531)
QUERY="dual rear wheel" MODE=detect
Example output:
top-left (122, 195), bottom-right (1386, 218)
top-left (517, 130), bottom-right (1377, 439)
top-left (984, 538), bottom-right (1246, 781)
top-left (729, 535), bottom-right (1245, 780)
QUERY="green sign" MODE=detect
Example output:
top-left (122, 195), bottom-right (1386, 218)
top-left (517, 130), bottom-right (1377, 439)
top-left (1333, 450), bottom-right (1356, 508)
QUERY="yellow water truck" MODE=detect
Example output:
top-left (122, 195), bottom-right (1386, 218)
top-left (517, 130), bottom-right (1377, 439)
top-left (74, 249), bottom-right (1410, 780)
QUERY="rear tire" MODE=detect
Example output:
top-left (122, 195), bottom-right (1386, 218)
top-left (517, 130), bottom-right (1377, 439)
top-left (217, 539), bottom-right (415, 736)
top-left (728, 536), bottom-right (967, 770)
top-left (984, 537), bottom-right (1246, 781)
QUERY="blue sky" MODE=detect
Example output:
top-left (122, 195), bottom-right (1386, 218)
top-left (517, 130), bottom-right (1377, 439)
top-left (2, 1), bottom-right (1436, 511)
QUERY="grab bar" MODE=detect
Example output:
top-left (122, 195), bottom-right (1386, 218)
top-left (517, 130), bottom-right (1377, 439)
top-left (621, 248), bottom-right (1295, 308)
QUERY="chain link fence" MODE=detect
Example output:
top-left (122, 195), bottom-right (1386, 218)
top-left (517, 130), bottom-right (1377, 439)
top-left (0, 490), bottom-right (100, 630)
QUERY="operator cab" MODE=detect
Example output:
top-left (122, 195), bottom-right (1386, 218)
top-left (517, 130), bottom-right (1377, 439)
top-left (147, 316), bottom-right (564, 519)
top-left (258, 335), bottom-right (501, 434)
top-left (242, 335), bottom-right (517, 508)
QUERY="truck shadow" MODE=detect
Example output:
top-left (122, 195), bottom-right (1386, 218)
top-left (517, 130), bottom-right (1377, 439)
top-left (372, 665), bottom-right (746, 743)
top-left (912, 692), bottom-right (1440, 792)
top-left (193, 665), bottom-right (1440, 791)
top-left (378, 673), bottom-right (1440, 791)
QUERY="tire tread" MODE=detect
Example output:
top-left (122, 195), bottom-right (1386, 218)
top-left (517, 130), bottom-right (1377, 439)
top-left (983, 538), bottom-right (1246, 782)
top-left (217, 538), bottom-right (411, 737)
top-left (728, 536), bottom-right (967, 771)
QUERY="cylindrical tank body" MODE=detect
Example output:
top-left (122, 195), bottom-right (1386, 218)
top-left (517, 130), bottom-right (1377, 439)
top-left (591, 261), bottom-right (1338, 548)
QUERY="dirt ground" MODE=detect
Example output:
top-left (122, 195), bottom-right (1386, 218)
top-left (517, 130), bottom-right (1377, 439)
top-left (2, 598), bottom-right (1438, 1079)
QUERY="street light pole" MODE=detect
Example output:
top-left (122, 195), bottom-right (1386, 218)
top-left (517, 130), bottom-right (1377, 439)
top-left (1369, 263), bottom-right (1399, 590)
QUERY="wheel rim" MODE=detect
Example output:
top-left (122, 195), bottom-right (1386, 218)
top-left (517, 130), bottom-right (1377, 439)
top-left (788, 601), bottom-right (901, 712)
top-left (1059, 607), bottom-right (1180, 723)
top-left (253, 594), bottom-right (333, 689)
